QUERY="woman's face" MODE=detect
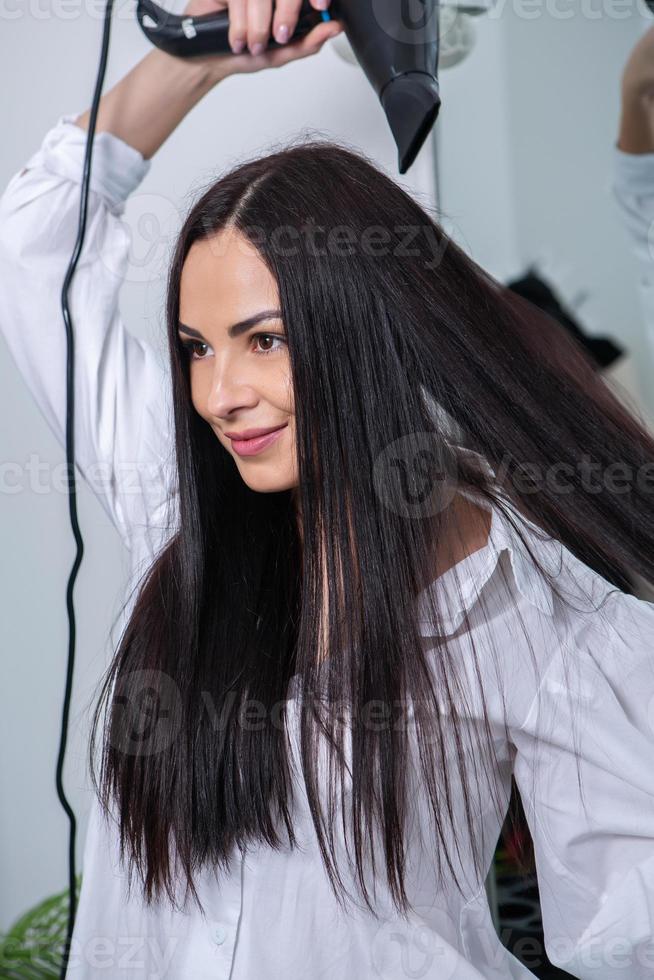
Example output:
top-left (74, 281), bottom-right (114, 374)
top-left (178, 227), bottom-right (298, 496)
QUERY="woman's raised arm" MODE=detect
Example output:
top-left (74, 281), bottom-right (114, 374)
top-left (0, 1), bottom-right (341, 554)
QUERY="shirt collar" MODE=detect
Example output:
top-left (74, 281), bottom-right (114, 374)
top-left (416, 492), bottom-right (557, 638)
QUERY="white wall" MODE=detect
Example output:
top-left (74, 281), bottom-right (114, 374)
top-left (436, 10), bottom-right (523, 281)
top-left (2, 0), bottom-right (654, 934)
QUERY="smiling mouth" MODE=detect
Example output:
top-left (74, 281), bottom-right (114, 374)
top-left (228, 424), bottom-right (288, 457)
top-left (225, 423), bottom-right (287, 441)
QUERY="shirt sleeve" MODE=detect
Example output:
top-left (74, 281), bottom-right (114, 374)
top-left (610, 144), bottom-right (654, 366)
top-left (510, 586), bottom-right (654, 978)
top-left (0, 112), bottom-right (178, 552)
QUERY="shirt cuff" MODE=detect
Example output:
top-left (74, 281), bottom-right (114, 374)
top-left (612, 143), bottom-right (654, 196)
top-left (22, 110), bottom-right (152, 213)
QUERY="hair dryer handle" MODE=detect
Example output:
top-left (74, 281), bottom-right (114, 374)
top-left (136, 0), bottom-right (334, 58)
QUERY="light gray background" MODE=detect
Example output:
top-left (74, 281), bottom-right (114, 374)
top-left (1, 0), bottom-right (653, 931)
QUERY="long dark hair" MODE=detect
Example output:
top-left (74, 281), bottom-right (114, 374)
top-left (89, 135), bottom-right (654, 920)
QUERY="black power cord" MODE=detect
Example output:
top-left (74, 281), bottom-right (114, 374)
top-left (57, 0), bottom-right (114, 975)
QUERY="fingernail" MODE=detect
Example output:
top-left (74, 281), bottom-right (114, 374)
top-left (231, 38), bottom-right (245, 54)
top-left (275, 23), bottom-right (290, 43)
top-left (250, 41), bottom-right (264, 55)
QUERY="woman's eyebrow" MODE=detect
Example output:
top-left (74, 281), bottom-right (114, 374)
top-left (178, 309), bottom-right (283, 341)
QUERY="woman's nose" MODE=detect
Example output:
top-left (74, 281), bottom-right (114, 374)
top-left (205, 362), bottom-right (259, 420)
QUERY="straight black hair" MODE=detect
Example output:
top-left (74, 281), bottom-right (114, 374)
top-left (89, 134), bottom-right (654, 920)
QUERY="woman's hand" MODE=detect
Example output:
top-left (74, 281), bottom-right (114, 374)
top-left (179, 0), bottom-right (344, 76)
top-left (75, 0), bottom-right (343, 158)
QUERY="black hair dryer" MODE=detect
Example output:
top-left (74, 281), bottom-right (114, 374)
top-left (136, 0), bottom-right (441, 174)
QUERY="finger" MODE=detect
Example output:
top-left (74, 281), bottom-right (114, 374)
top-left (291, 18), bottom-right (343, 56)
top-left (265, 18), bottom-right (342, 64)
top-left (247, 0), bottom-right (274, 55)
top-left (270, 0), bottom-right (332, 46)
top-left (271, 0), bottom-right (302, 46)
top-left (228, 0), bottom-right (248, 53)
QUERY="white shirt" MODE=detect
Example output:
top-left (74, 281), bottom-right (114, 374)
top-left (3, 114), bottom-right (654, 980)
top-left (611, 144), bottom-right (654, 368)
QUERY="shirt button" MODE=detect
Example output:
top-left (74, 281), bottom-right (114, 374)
top-left (212, 924), bottom-right (227, 946)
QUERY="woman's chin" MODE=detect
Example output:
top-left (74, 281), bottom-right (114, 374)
top-left (236, 468), bottom-right (298, 495)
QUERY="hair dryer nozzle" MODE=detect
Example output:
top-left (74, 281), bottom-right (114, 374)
top-left (381, 73), bottom-right (441, 175)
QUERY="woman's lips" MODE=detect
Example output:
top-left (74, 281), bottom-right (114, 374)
top-left (230, 423), bottom-right (288, 457)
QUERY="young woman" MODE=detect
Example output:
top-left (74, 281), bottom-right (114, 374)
top-left (3, 2), bottom-right (654, 977)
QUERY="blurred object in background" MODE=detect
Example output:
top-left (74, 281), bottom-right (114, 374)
top-left (506, 267), bottom-right (625, 370)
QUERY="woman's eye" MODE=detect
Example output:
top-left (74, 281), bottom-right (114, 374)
top-left (182, 340), bottom-right (209, 360)
top-left (252, 333), bottom-right (286, 355)
top-left (181, 332), bottom-right (286, 361)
